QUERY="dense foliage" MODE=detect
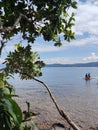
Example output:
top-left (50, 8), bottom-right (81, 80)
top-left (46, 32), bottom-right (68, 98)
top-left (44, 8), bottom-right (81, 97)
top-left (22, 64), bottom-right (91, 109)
top-left (0, 0), bottom-right (77, 129)
top-left (0, 0), bottom-right (77, 46)
top-left (4, 44), bottom-right (45, 79)
top-left (0, 72), bottom-right (22, 130)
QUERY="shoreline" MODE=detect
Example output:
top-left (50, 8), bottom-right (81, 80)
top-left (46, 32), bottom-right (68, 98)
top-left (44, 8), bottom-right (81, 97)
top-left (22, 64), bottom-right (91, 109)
top-left (9, 67), bottom-right (98, 130)
top-left (15, 90), bottom-right (98, 130)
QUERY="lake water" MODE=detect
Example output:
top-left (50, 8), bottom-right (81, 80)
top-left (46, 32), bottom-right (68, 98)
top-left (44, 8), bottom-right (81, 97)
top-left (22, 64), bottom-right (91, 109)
top-left (9, 67), bottom-right (98, 128)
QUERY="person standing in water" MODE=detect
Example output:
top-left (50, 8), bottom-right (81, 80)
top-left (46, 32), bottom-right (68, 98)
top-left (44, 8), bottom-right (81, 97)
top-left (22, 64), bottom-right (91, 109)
top-left (88, 73), bottom-right (90, 79)
top-left (85, 73), bottom-right (90, 80)
top-left (85, 73), bottom-right (88, 80)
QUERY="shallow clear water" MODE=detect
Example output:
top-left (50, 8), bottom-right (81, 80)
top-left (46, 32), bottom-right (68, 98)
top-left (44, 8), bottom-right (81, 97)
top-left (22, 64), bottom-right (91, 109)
top-left (8, 67), bottom-right (98, 128)
top-left (9, 67), bottom-right (98, 92)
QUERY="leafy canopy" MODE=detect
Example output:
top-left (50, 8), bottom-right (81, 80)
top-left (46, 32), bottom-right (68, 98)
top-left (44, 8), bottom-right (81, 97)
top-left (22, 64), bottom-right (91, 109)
top-left (0, 0), bottom-right (77, 46)
top-left (0, 0), bottom-right (77, 79)
top-left (0, 1), bottom-right (77, 130)
top-left (4, 44), bottom-right (45, 79)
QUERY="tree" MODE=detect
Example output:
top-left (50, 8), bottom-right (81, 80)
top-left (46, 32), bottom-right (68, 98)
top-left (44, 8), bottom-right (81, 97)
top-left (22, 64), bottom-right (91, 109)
top-left (0, 0), bottom-right (76, 47)
top-left (0, 0), bottom-right (79, 130)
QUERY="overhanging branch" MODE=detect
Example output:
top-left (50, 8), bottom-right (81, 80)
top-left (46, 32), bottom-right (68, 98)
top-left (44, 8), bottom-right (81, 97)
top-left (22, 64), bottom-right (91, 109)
top-left (0, 41), bottom-right (5, 55)
top-left (0, 13), bottom-right (32, 33)
top-left (19, 72), bottom-right (80, 130)
top-left (33, 77), bottom-right (80, 130)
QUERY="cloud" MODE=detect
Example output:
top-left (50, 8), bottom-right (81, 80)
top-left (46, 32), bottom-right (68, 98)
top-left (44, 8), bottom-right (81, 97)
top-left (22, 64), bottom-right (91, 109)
top-left (71, 35), bottom-right (98, 46)
top-left (42, 57), bottom-right (76, 64)
top-left (0, 58), bottom-right (5, 68)
top-left (0, 58), bottom-right (4, 63)
top-left (63, 0), bottom-right (98, 47)
top-left (83, 52), bottom-right (98, 62)
top-left (31, 43), bottom-right (64, 52)
top-left (94, 1), bottom-right (98, 6)
top-left (62, 34), bottom-right (98, 47)
top-left (1, 0), bottom-right (98, 66)
top-left (86, 0), bottom-right (98, 4)
top-left (73, 1), bottom-right (98, 36)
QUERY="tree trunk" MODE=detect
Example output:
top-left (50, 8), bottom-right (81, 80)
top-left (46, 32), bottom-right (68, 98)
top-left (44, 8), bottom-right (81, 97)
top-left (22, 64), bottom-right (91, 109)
top-left (33, 77), bottom-right (80, 130)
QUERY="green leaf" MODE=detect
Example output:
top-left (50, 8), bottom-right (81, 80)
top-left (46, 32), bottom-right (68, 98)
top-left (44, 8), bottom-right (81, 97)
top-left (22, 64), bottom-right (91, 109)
top-left (32, 122), bottom-right (39, 130)
top-left (54, 42), bottom-right (62, 47)
top-left (8, 98), bottom-right (22, 125)
top-left (0, 79), bottom-right (4, 88)
top-left (71, 1), bottom-right (77, 9)
top-left (4, 44), bottom-right (45, 80)
top-left (3, 98), bottom-right (22, 127)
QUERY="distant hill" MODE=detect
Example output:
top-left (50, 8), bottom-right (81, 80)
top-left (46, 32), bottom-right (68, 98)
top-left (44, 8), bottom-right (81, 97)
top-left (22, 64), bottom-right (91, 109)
top-left (46, 62), bottom-right (98, 67)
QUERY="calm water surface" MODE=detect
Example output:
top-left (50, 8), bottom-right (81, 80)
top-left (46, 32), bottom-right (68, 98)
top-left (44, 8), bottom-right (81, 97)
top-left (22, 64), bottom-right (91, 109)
top-left (41, 67), bottom-right (98, 93)
top-left (9, 67), bottom-right (98, 128)
top-left (9, 67), bottom-right (98, 92)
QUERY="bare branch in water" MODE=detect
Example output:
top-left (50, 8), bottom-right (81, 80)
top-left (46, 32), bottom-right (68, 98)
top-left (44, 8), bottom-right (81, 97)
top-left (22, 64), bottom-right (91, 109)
top-left (33, 77), bottom-right (80, 130)
top-left (18, 71), bottom-right (80, 130)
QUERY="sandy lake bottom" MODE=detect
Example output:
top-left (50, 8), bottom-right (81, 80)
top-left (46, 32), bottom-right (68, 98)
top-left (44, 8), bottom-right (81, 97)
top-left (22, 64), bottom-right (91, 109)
top-left (15, 86), bottom-right (98, 130)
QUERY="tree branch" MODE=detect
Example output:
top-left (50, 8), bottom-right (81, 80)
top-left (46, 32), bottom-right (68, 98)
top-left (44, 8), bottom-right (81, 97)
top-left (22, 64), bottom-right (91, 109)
top-left (0, 14), bottom-right (21, 33)
top-left (33, 77), bottom-right (80, 130)
top-left (0, 13), bottom-right (32, 33)
top-left (0, 40), bottom-right (5, 55)
top-left (18, 72), bottom-right (80, 130)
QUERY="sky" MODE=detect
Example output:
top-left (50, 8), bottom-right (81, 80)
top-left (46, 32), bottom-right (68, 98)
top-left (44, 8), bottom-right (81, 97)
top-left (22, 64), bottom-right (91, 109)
top-left (1, 0), bottom-right (98, 65)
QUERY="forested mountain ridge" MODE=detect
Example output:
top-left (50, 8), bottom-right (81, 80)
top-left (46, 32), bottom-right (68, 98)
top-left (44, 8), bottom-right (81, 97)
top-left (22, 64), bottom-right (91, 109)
top-left (46, 62), bottom-right (98, 67)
